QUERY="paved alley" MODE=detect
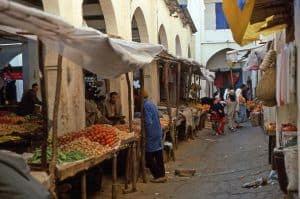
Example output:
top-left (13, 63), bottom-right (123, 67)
top-left (117, 124), bottom-right (284, 199)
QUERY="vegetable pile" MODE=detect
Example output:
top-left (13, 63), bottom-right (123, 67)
top-left (30, 149), bottom-right (89, 164)
top-left (58, 124), bottom-right (120, 148)
top-left (115, 124), bottom-right (141, 134)
top-left (0, 135), bottom-right (21, 143)
top-left (160, 118), bottom-right (170, 129)
top-left (0, 116), bottom-right (25, 124)
top-left (60, 137), bottom-right (110, 157)
top-left (0, 123), bottom-right (42, 136)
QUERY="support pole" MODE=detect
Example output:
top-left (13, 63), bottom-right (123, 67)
top-left (126, 73), bottom-right (133, 132)
top-left (49, 54), bottom-right (63, 199)
top-left (163, 62), bottom-right (176, 161)
top-left (112, 153), bottom-right (118, 199)
top-left (132, 142), bottom-right (137, 191)
top-left (175, 63), bottom-right (181, 149)
top-left (139, 69), bottom-right (147, 183)
top-left (38, 40), bottom-right (48, 169)
top-left (81, 172), bottom-right (87, 199)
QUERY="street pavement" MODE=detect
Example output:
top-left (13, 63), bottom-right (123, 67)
top-left (93, 123), bottom-right (284, 199)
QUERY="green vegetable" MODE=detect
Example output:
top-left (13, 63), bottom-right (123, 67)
top-left (30, 148), bottom-right (89, 164)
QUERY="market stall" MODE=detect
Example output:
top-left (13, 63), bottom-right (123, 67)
top-left (0, 1), bottom-right (164, 198)
top-left (224, 0), bottom-right (299, 196)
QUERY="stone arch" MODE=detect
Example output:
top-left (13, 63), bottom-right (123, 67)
top-left (131, 7), bottom-right (149, 43)
top-left (158, 24), bottom-right (168, 49)
top-left (175, 35), bottom-right (182, 56)
top-left (82, 0), bottom-right (118, 34)
top-left (206, 48), bottom-right (235, 70)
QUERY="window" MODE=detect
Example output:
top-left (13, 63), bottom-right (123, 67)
top-left (215, 3), bottom-right (229, 29)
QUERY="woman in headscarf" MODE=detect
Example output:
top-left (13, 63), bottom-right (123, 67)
top-left (236, 88), bottom-right (247, 123)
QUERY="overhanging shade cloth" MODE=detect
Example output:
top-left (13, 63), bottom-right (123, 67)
top-left (0, 0), bottom-right (163, 78)
top-left (223, 0), bottom-right (287, 46)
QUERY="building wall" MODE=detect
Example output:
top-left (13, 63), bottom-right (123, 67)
top-left (39, 0), bottom-right (194, 134)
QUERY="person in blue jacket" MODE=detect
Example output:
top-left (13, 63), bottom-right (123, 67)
top-left (143, 90), bottom-right (166, 183)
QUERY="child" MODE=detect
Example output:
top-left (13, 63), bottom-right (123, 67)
top-left (211, 96), bottom-right (225, 135)
top-left (225, 92), bottom-right (237, 132)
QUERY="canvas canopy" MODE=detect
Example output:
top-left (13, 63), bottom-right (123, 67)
top-left (223, 0), bottom-right (290, 46)
top-left (0, 0), bottom-right (164, 78)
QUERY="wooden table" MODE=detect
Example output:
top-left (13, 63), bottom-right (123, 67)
top-left (56, 137), bottom-right (138, 199)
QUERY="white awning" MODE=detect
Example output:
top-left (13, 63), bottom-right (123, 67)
top-left (0, 0), bottom-right (163, 78)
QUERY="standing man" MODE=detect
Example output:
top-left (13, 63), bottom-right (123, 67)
top-left (17, 83), bottom-right (42, 116)
top-left (143, 90), bottom-right (166, 183)
top-left (104, 92), bottom-right (125, 125)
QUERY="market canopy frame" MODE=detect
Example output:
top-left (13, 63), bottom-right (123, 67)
top-left (0, 0), bottom-right (164, 78)
top-left (223, 0), bottom-right (293, 46)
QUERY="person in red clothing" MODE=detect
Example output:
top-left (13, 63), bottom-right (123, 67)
top-left (211, 96), bottom-right (225, 135)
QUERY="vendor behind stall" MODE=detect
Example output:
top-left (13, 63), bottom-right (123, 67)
top-left (85, 89), bottom-right (111, 126)
top-left (104, 92), bottom-right (125, 125)
top-left (17, 83), bottom-right (42, 116)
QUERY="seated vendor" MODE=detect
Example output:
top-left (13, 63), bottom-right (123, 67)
top-left (85, 90), bottom-right (111, 126)
top-left (104, 92), bottom-right (125, 125)
top-left (17, 83), bottom-right (42, 116)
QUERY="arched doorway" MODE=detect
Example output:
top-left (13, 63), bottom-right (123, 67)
top-left (158, 25), bottom-right (168, 49)
top-left (82, 0), bottom-right (118, 34)
top-left (175, 35), bottom-right (182, 56)
top-left (131, 7), bottom-right (149, 43)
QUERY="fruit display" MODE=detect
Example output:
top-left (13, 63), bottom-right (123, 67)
top-left (282, 123), bottom-right (297, 132)
top-left (265, 122), bottom-right (276, 132)
top-left (60, 137), bottom-right (110, 157)
top-left (30, 149), bottom-right (89, 164)
top-left (160, 118), bottom-right (170, 129)
top-left (115, 124), bottom-right (141, 134)
top-left (0, 116), bottom-right (25, 124)
top-left (0, 123), bottom-right (42, 136)
top-left (193, 104), bottom-right (211, 112)
top-left (116, 130), bottom-right (135, 141)
top-left (253, 104), bottom-right (262, 113)
top-left (58, 124), bottom-right (120, 148)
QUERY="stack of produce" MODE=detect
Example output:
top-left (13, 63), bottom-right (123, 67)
top-left (193, 104), bottom-right (211, 112)
top-left (115, 124), bottom-right (141, 134)
top-left (281, 123), bottom-right (297, 132)
top-left (253, 104), bottom-right (262, 113)
top-left (265, 122), bottom-right (276, 133)
top-left (60, 137), bottom-right (110, 157)
top-left (116, 130), bottom-right (135, 141)
top-left (0, 123), bottom-right (42, 136)
top-left (85, 125), bottom-right (119, 148)
top-left (58, 124), bottom-right (120, 148)
top-left (160, 118), bottom-right (169, 129)
top-left (0, 116), bottom-right (25, 124)
top-left (30, 149), bottom-right (89, 164)
top-left (246, 101), bottom-right (254, 110)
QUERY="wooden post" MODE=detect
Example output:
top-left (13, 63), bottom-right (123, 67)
top-left (163, 62), bottom-right (176, 161)
top-left (126, 73), bottom-right (133, 132)
top-left (105, 79), bottom-right (110, 94)
top-left (187, 66), bottom-right (193, 100)
top-left (175, 63), bottom-right (181, 149)
top-left (139, 69), bottom-right (147, 183)
top-left (112, 153), bottom-right (118, 199)
top-left (81, 172), bottom-right (87, 199)
top-left (124, 147), bottom-right (130, 191)
top-left (49, 54), bottom-right (63, 199)
top-left (38, 40), bottom-right (48, 169)
top-left (132, 142), bottom-right (137, 191)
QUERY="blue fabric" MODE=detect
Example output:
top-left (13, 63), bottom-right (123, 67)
top-left (237, 0), bottom-right (246, 10)
top-left (238, 104), bottom-right (247, 123)
top-left (144, 99), bottom-right (163, 152)
top-left (215, 3), bottom-right (229, 29)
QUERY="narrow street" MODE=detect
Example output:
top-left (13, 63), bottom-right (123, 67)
top-left (118, 124), bottom-right (284, 199)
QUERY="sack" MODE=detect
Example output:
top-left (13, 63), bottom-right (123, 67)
top-left (256, 67), bottom-right (276, 106)
top-left (260, 50), bottom-right (276, 71)
top-left (284, 146), bottom-right (298, 191)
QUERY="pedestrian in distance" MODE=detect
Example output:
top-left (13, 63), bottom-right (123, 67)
top-left (225, 92), bottom-right (238, 132)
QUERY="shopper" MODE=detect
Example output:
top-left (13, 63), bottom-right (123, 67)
top-left (143, 90), bottom-right (166, 183)
top-left (17, 83), bottom-right (42, 116)
top-left (225, 92), bottom-right (237, 132)
top-left (236, 88), bottom-right (247, 123)
top-left (104, 92), bottom-right (125, 125)
top-left (211, 96), bottom-right (225, 135)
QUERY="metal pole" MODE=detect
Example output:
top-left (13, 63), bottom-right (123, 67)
top-left (126, 73), bottom-right (133, 132)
